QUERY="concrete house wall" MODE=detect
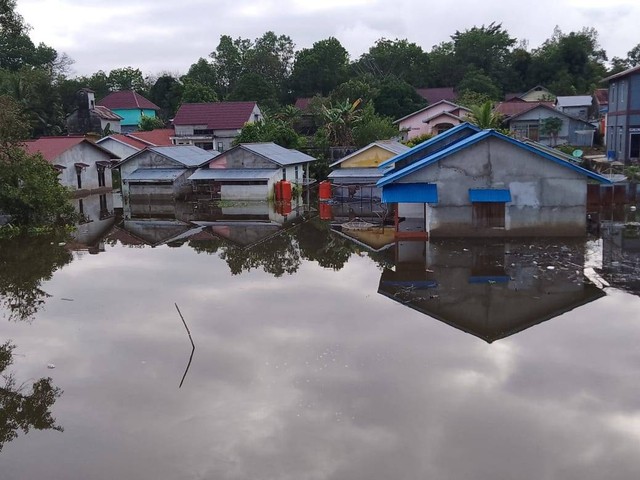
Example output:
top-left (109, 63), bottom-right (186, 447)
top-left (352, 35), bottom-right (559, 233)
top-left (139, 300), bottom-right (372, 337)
top-left (120, 151), bottom-right (192, 200)
top-left (396, 137), bottom-right (589, 237)
top-left (607, 69), bottom-right (640, 162)
top-left (114, 108), bottom-right (157, 128)
top-left (54, 142), bottom-right (114, 194)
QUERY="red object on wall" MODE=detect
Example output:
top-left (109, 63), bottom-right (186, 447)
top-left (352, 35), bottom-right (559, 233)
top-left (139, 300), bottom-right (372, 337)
top-left (275, 180), bottom-right (292, 201)
top-left (319, 202), bottom-right (333, 220)
top-left (319, 181), bottom-right (332, 200)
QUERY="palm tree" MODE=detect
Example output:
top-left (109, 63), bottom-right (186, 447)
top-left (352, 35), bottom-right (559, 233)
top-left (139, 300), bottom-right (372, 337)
top-left (467, 101), bottom-right (503, 129)
top-left (321, 98), bottom-right (362, 146)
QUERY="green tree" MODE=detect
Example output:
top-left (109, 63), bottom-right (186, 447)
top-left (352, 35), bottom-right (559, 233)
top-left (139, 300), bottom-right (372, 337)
top-left (626, 43), bottom-right (640, 67)
top-left (540, 116), bottom-right (563, 146)
top-left (148, 74), bottom-right (183, 120)
top-left (355, 38), bottom-right (430, 86)
top-left (352, 103), bottom-right (399, 148)
top-left (228, 72), bottom-right (279, 111)
top-left (372, 76), bottom-right (426, 119)
top-left (320, 98), bottom-right (363, 146)
top-left (233, 116), bottom-right (304, 149)
top-left (183, 58), bottom-right (217, 88)
top-left (456, 68), bottom-right (502, 100)
top-left (289, 37), bottom-right (350, 97)
top-left (107, 66), bottom-right (147, 92)
top-left (210, 34), bottom-right (252, 97)
top-left (181, 78), bottom-right (218, 103)
top-left (467, 101), bottom-right (503, 129)
top-left (138, 114), bottom-right (165, 131)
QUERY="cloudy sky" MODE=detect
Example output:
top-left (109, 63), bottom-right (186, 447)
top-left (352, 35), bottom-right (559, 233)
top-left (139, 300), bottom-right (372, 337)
top-left (16, 0), bottom-right (640, 77)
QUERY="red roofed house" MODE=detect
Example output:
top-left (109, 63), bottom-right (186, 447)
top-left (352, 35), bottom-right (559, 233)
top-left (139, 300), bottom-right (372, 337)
top-left (66, 88), bottom-right (123, 135)
top-left (96, 129), bottom-right (175, 161)
top-left (172, 101), bottom-right (263, 152)
top-left (23, 137), bottom-right (119, 196)
top-left (97, 90), bottom-right (161, 133)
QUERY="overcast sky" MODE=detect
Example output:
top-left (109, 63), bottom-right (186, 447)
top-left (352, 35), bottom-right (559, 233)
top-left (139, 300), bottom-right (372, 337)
top-left (16, 0), bottom-right (640, 78)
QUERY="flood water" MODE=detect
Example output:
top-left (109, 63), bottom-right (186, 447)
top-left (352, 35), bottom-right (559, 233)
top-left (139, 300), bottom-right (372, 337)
top-left (1, 199), bottom-right (640, 480)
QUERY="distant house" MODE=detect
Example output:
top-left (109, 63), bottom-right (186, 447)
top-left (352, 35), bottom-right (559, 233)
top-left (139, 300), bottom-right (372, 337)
top-left (376, 125), bottom-right (611, 238)
top-left (23, 136), bottom-right (119, 197)
top-left (395, 100), bottom-right (471, 140)
top-left (415, 87), bottom-right (457, 104)
top-left (603, 65), bottom-right (640, 162)
top-left (189, 143), bottom-right (316, 201)
top-left (555, 95), bottom-right (593, 121)
top-left (504, 103), bottom-right (596, 146)
top-left (328, 140), bottom-right (409, 201)
top-left (505, 85), bottom-right (555, 102)
top-left (97, 129), bottom-right (175, 161)
top-left (117, 146), bottom-right (218, 203)
top-left (66, 88), bottom-right (122, 135)
top-left (97, 91), bottom-right (160, 134)
top-left (172, 101), bottom-right (263, 152)
top-left (594, 88), bottom-right (609, 135)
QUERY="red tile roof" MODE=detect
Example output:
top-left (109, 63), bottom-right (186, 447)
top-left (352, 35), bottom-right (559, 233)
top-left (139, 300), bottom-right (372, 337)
top-left (415, 87), bottom-right (457, 104)
top-left (23, 137), bottom-right (118, 162)
top-left (594, 88), bottom-right (608, 106)
top-left (128, 129), bottom-right (174, 146)
top-left (294, 98), bottom-right (312, 111)
top-left (97, 90), bottom-right (160, 110)
top-left (173, 102), bottom-right (258, 130)
top-left (494, 101), bottom-right (555, 117)
top-left (108, 134), bottom-right (149, 150)
top-left (93, 106), bottom-right (123, 121)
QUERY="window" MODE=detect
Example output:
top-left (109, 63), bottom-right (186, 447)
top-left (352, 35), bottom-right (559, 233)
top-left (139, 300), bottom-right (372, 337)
top-left (76, 170), bottom-right (82, 189)
top-left (619, 127), bottom-right (624, 155)
top-left (611, 84), bottom-right (617, 104)
top-left (513, 122), bottom-right (539, 141)
top-left (473, 202), bottom-right (505, 228)
top-left (295, 165), bottom-right (299, 181)
top-left (435, 123), bottom-right (454, 134)
top-left (217, 142), bottom-right (223, 152)
top-left (620, 81), bottom-right (626, 104)
top-left (97, 166), bottom-right (106, 187)
top-left (194, 129), bottom-right (214, 135)
top-left (254, 114), bottom-right (260, 122)
top-left (630, 133), bottom-right (640, 159)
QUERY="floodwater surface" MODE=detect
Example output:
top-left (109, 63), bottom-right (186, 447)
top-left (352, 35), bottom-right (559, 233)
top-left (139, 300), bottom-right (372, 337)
top-left (1, 216), bottom-right (640, 480)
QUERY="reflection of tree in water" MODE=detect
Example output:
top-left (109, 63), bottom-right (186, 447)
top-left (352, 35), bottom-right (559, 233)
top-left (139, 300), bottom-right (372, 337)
top-left (296, 219), bottom-right (358, 270)
top-left (0, 341), bottom-right (63, 451)
top-left (0, 234), bottom-right (73, 321)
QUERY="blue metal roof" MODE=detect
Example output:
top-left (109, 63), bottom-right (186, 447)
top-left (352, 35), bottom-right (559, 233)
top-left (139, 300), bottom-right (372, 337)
top-left (382, 183), bottom-right (438, 203)
top-left (469, 189), bottom-right (512, 202)
top-left (378, 123), bottom-right (482, 169)
top-left (377, 129), bottom-right (612, 187)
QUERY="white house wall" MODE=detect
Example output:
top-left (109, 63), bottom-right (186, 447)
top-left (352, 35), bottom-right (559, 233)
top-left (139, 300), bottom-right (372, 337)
top-left (55, 142), bottom-right (114, 194)
top-left (397, 138), bottom-right (588, 236)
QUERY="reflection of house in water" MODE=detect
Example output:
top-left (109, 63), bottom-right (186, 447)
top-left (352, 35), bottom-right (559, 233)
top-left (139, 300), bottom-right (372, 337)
top-left (378, 240), bottom-right (606, 343)
top-left (70, 193), bottom-right (116, 254)
top-left (599, 222), bottom-right (640, 296)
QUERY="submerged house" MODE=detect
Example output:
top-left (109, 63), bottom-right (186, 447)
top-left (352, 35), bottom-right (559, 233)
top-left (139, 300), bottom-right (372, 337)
top-left (23, 136), bottom-right (119, 197)
top-left (603, 65), bottom-right (640, 163)
top-left (328, 140), bottom-right (409, 201)
top-left (118, 146), bottom-right (218, 202)
top-left (376, 123), bottom-right (611, 238)
top-left (189, 142), bottom-right (316, 201)
top-left (97, 129), bottom-right (175, 161)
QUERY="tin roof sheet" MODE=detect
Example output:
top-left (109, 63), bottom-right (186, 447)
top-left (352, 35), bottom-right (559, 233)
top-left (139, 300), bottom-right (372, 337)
top-left (239, 143), bottom-right (316, 166)
top-left (149, 146), bottom-right (219, 167)
top-left (188, 168), bottom-right (276, 181)
top-left (127, 168), bottom-right (185, 181)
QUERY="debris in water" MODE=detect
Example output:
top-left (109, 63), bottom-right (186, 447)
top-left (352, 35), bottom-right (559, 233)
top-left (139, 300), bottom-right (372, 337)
top-left (61, 298), bottom-right (74, 301)
top-left (47, 364), bottom-right (56, 369)
top-left (546, 266), bottom-right (555, 270)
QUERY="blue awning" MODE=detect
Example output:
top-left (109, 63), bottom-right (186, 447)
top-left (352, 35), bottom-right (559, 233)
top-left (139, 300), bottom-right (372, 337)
top-left (382, 183), bottom-right (438, 203)
top-left (468, 189), bottom-right (512, 203)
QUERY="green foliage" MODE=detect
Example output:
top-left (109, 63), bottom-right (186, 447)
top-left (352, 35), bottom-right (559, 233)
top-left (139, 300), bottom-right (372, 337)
top-left (540, 116), bottom-right (563, 146)
top-left (107, 66), bottom-right (147, 93)
top-left (181, 78), bottom-right (218, 103)
top-left (329, 77), bottom-right (379, 107)
top-left (455, 89), bottom-right (493, 109)
top-left (289, 37), bottom-right (350, 97)
top-left (228, 72), bottom-right (279, 111)
top-left (148, 74), bottom-right (183, 120)
top-left (233, 117), bottom-right (304, 149)
top-left (456, 68), bottom-right (501, 100)
top-left (372, 76), bottom-right (426, 119)
top-left (0, 94), bottom-right (30, 142)
top-left (403, 133), bottom-right (434, 147)
top-left (355, 38), bottom-right (430, 86)
top-left (320, 98), bottom-right (363, 146)
top-left (467, 101), bottom-right (504, 129)
top-left (352, 103), bottom-right (398, 148)
top-left (138, 114), bottom-right (165, 131)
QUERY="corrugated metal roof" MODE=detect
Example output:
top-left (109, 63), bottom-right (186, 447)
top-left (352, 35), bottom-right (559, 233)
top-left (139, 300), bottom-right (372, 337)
top-left (127, 168), bottom-right (185, 182)
top-left (189, 168), bottom-right (276, 181)
top-left (328, 168), bottom-right (386, 179)
top-left (173, 102), bottom-right (257, 130)
top-left (330, 141), bottom-right (409, 167)
top-left (149, 146), bottom-right (218, 167)
top-left (382, 183), bottom-right (438, 203)
top-left (377, 129), bottom-right (611, 187)
top-left (23, 137), bottom-right (120, 162)
top-left (555, 96), bottom-right (592, 108)
top-left (469, 189), bottom-right (512, 202)
top-left (239, 143), bottom-right (316, 166)
top-left (378, 123), bottom-right (481, 169)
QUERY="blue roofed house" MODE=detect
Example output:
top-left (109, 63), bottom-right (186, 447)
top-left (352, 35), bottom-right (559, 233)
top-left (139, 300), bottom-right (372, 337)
top-left (117, 146), bottom-right (219, 206)
top-left (376, 123), bottom-right (611, 238)
top-left (603, 65), bottom-right (640, 163)
top-left (188, 142), bottom-right (316, 200)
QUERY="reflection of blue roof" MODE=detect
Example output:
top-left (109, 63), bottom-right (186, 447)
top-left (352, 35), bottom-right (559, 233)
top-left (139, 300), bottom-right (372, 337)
top-left (469, 189), bottom-right (512, 202)
top-left (127, 168), bottom-right (185, 182)
top-left (378, 123), bottom-right (481, 169)
top-left (188, 168), bottom-right (276, 181)
top-left (378, 129), bottom-right (612, 187)
top-left (239, 143), bottom-right (316, 166)
top-left (382, 183), bottom-right (438, 203)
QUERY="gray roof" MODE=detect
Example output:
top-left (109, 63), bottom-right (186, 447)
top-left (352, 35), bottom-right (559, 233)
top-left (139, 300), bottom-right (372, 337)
top-left (239, 143), bottom-right (316, 166)
top-left (330, 141), bottom-right (409, 167)
top-left (555, 96), bottom-right (593, 108)
top-left (328, 167), bottom-right (391, 184)
top-left (149, 146), bottom-right (219, 167)
top-left (127, 168), bottom-right (186, 182)
top-left (189, 168), bottom-right (277, 181)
